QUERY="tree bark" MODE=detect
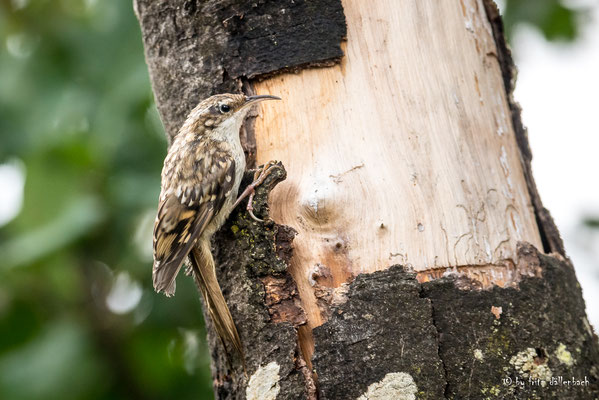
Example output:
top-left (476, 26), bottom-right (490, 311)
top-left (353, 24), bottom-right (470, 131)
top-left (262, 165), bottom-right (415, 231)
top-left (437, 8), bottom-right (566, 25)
top-left (135, 0), bottom-right (599, 398)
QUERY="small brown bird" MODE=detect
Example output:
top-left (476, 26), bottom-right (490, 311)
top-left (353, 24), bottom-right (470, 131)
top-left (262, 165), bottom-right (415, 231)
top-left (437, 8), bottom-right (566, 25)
top-left (152, 93), bottom-right (280, 358)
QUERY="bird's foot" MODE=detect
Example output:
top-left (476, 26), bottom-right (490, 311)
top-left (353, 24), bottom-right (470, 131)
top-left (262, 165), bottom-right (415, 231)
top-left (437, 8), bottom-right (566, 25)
top-left (234, 161), bottom-right (282, 222)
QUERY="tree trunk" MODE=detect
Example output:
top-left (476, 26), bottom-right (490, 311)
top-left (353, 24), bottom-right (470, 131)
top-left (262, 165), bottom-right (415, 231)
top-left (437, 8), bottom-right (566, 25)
top-left (134, 0), bottom-right (599, 398)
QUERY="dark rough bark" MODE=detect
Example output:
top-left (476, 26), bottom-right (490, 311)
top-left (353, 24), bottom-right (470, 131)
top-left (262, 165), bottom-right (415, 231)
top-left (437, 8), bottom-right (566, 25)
top-left (134, 0), bottom-right (346, 144)
top-left (312, 266), bottom-right (447, 399)
top-left (422, 244), bottom-right (599, 399)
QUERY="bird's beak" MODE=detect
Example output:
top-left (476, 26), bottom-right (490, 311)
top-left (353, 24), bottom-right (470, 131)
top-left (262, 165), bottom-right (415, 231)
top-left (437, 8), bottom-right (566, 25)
top-left (243, 94), bottom-right (281, 107)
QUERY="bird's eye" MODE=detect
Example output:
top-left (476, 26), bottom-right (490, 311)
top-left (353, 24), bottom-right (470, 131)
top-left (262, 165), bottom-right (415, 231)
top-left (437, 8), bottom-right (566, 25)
top-left (219, 104), bottom-right (231, 113)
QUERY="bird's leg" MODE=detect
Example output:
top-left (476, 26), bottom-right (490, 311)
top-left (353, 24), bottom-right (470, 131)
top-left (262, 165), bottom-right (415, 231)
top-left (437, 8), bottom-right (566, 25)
top-left (233, 161), bottom-right (282, 222)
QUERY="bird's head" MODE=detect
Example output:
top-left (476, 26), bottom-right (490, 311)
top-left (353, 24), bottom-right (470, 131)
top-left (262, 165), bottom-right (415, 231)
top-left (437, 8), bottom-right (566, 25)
top-left (181, 93), bottom-right (280, 141)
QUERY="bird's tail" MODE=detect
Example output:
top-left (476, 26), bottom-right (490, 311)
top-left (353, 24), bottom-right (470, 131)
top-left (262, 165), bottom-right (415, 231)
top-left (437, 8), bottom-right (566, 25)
top-left (189, 240), bottom-right (244, 363)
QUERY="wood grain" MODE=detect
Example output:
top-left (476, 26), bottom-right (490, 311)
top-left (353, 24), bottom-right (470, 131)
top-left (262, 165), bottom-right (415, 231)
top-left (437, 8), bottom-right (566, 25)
top-left (253, 0), bottom-right (542, 361)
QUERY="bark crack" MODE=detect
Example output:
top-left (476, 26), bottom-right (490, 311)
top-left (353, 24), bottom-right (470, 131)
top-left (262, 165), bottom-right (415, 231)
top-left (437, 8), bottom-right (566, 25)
top-left (295, 341), bottom-right (318, 400)
top-left (420, 246), bottom-right (599, 398)
top-left (312, 266), bottom-right (447, 399)
top-left (419, 282), bottom-right (450, 399)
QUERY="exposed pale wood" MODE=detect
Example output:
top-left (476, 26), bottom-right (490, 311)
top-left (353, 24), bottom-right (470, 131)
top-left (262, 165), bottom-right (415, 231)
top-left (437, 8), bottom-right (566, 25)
top-left (253, 0), bottom-right (543, 362)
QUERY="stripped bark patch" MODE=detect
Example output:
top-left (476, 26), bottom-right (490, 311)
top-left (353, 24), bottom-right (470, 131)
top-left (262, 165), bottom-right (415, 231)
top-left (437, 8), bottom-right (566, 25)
top-left (416, 242), bottom-right (543, 289)
top-left (491, 305), bottom-right (502, 319)
top-left (262, 274), bottom-right (307, 326)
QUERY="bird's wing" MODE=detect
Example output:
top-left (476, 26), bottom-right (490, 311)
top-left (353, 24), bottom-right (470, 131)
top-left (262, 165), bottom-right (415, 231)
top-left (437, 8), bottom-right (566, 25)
top-left (152, 145), bottom-right (236, 296)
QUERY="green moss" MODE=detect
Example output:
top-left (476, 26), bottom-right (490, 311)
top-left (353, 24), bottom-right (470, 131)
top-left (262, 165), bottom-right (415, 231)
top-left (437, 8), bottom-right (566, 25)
top-left (485, 326), bottom-right (511, 357)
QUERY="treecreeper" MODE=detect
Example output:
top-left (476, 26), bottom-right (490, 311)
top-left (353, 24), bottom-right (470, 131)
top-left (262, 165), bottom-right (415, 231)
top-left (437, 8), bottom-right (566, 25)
top-left (152, 93), bottom-right (281, 367)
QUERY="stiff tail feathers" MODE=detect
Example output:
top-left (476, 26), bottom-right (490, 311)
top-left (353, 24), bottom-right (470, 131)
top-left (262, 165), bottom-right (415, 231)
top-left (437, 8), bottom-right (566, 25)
top-left (189, 242), bottom-right (245, 363)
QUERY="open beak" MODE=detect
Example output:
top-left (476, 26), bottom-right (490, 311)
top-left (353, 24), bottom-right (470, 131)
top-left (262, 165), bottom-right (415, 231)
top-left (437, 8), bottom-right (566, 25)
top-left (244, 94), bottom-right (281, 107)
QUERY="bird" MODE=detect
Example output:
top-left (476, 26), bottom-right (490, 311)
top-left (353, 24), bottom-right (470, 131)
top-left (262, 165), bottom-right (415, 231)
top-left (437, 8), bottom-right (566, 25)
top-left (152, 93), bottom-right (280, 361)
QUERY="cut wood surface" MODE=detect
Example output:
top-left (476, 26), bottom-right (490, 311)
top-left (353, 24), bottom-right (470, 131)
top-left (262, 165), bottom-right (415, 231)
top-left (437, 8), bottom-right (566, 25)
top-left (253, 0), bottom-right (543, 361)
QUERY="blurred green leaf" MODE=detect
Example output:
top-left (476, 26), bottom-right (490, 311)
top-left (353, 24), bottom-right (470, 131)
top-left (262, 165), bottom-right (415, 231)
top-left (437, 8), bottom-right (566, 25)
top-left (0, 320), bottom-right (105, 400)
top-left (503, 0), bottom-right (586, 42)
top-left (0, 0), bottom-right (212, 398)
top-left (0, 195), bottom-right (105, 270)
top-left (583, 217), bottom-right (599, 229)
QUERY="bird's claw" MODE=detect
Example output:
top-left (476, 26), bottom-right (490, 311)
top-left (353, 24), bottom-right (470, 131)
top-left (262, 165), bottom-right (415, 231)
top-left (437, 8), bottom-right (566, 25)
top-left (246, 191), bottom-right (262, 222)
top-left (233, 161), bottom-right (282, 222)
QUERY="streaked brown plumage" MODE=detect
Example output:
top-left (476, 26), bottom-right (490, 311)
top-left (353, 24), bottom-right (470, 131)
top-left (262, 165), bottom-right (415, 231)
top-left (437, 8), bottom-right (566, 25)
top-left (152, 93), bottom-right (279, 360)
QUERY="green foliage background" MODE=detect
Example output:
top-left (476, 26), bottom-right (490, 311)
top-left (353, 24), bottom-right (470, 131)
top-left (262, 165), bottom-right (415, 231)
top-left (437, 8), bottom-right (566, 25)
top-left (0, 1), bottom-right (586, 399)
